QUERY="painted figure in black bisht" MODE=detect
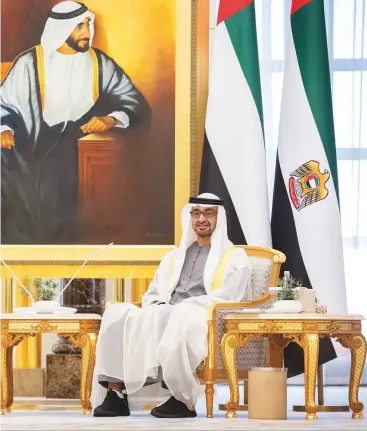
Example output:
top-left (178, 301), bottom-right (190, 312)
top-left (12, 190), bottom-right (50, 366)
top-left (1, 1), bottom-right (150, 244)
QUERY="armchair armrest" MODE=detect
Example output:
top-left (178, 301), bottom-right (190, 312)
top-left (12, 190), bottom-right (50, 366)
top-left (207, 292), bottom-right (272, 321)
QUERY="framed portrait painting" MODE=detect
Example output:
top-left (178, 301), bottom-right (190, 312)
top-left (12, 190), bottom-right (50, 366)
top-left (0, 0), bottom-right (206, 271)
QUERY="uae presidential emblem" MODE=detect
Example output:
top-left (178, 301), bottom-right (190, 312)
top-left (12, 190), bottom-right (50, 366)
top-left (288, 160), bottom-right (330, 211)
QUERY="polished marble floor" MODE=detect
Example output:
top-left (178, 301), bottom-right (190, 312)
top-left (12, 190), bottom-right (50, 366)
top-left (1, 385), bottom-right (366, 430)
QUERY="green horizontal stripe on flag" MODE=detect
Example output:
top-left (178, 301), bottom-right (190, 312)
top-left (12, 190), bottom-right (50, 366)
top-left (224, 2), bottom-right (264, 131)
top-left (291, 0), bottom-right (339, 200)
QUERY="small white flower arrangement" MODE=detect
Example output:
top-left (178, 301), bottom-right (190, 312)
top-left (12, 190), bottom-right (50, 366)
top-left (276, 273), bottom-right (302, 300)
top-left (21, 278), bottom-right (58, 302)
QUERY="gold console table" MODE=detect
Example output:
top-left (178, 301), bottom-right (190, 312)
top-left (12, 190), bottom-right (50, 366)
top-left (221, 313), bottom-right (366, 420)
top-left (1, 314), bottom-right (101, 415)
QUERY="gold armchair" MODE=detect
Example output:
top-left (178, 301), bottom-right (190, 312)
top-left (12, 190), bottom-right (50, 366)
top-left (197, 245), bottom-right (286, 417)
top-left (106, 245), bottom-right (285, 418)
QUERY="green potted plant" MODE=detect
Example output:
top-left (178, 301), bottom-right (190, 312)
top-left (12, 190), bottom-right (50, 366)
top-left (21, 279), bottom-right (60, 311)
top-left (272, 271), bottom-right (303, 313)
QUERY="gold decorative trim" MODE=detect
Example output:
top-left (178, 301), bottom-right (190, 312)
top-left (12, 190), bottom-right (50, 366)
top-left (89, 48), bottom-right (99, 102)
top-left (227, 319), bottom-right (362, 335)
top-left (211, 246), bottom-right (237, 291)
top-left (1, 62), bottom-right (14, 84)
top-left (0, 263), bottom-right (160, 279)
top-left (6, 319), bottom-right (99, 334)
top-left (35, 45), bottom-right (45, 111)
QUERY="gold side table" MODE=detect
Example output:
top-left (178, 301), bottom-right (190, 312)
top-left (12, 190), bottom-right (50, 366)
top-left (1, 313), bottom-right (101, 415)
top-left (221, 312), bottom-right (366, 420)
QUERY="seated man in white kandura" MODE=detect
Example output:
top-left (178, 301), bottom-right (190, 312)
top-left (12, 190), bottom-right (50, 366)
top-left (92, 193), bottom-right (252, 418)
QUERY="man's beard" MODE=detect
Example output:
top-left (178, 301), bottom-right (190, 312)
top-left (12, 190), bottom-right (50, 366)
top-left (195, 224), bottom-right (212, 238)
top-left (65, 36), bottom-right (90, 53)
top-left (197, 232), bottom-right (211, 238)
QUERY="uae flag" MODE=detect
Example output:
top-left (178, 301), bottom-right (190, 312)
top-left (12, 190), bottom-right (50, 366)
top-left (272, 0), bottom-right (348, 376)
top-left (200, 0), bottom-right (271, 246)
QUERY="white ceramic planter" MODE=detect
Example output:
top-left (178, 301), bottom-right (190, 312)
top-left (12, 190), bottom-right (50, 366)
top-left (34, 300), bottom-right (60, 308)
top-left (15, 300), bottom-right (77, 315)
top-left (33, 300), bottom-right (61, 313)
top-left (272, 300), bottom-right (303, 313)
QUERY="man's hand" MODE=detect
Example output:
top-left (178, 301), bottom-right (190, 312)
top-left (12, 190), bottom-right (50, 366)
top-left (80, 116), bottom-right (115, 134)
top-left (1, 131), bottom-right (15, 149)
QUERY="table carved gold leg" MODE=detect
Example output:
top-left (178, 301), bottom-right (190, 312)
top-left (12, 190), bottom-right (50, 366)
top-left (337, 334), bottom-right (366, 419)
top-left (221, 333), bottom-right (253, 418)
top-left (1, 334), bottom-right (28, 415)
top-left (61, 333), bottom-right (97, 415)
top-left (295, 334), bottom-right (319, 420)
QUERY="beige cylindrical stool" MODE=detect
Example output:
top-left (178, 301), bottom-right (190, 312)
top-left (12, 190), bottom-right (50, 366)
top-left (248, 367), bottom-right (287, 420)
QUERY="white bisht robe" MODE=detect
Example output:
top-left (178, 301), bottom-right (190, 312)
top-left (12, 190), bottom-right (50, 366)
top-left (91, 193), bottom-right (252, 410)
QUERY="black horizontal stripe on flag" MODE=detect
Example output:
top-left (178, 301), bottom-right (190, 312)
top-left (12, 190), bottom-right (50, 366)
top-left (199, 133), bottom-right (246, 245)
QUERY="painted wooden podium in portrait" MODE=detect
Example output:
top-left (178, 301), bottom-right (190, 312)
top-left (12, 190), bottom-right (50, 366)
top-left (78, 133), bottom-right (130, 245)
